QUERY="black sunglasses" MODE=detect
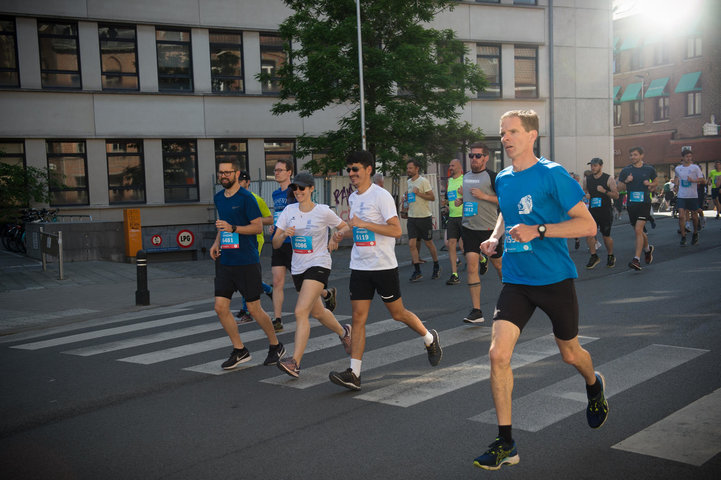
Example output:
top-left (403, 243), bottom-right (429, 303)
top-left (289, 184), bottom-right (307, 191)
top-left (469, 153), bottom-right (488, 159)
top-left (346, 166), bottom-right (360, 173)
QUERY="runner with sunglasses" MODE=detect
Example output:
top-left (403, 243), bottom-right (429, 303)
top-left (328, 151), bottom-right (443, 391)
top-left (273, 172), bottom-right (353, 378)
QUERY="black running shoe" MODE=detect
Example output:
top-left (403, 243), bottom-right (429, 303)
top-left (606, 254), bottom-right (616, 268)
top-left (273, 318), bottom-right (284, 332)
top-left (221, 347), bottom-right (251, 370)
top-left (691, 232), bottom-right (699, 245)
top-left (473, 437), bottom-right (520, 470)
top-left (446, 273), bottom-right (460, 285)
top-left (479, 255), bottom-right (488, 276)
top-left (628, 258), bottom-right (642, 271)
top-left (263, 342), bottom-right (285, 366)
top-left (410, 271), bottom-right (423, 282)
top-left (680, 236), bottom-right (687, 247)
top-left (644, 245), bottom-right (654, 264)
top-left (425, 329), bottom-right (442, 366)
top-left (463, 308), bottom-right (484, 324)
top-left (586, 254), bottom-right (600, 269)
top-left (587, 371), bottom-right (609, 429)
top-left (329, 368), bottom-right (361, 391)
top-left (432, 264), bottom-right (441, 280)
top-left (324, 287), bottom-right (337, 312)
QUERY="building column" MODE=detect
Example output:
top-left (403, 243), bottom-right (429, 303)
top-left (86, 139), bottom-right (108, 206)
top-left (243, 31), bottom-right (262, 95)
top-left (143, 139), bottom-right (163, 204)
top-left (192, 28), bottom-right (211, 93)
top-left (15, 17), bottom-right (41, 89)
top-left (136, 25), bottom-right (158, 92)
top-left (78, 21), bottom-right (102, 91)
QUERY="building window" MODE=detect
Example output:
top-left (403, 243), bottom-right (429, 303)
top-left (614, 104), bottom-right (621, 126)
top-left (514, 45), bottom-right (537, 98)
top-left (475, 0), bottom-right (500, 3)
top-left (653, 42), bottom-right (669, 66)
top-left (630, 48), bottom-right (643, 70)
top-left (99, 24), bottom-right (139, 91)
top-left (0, 140), bottom-right (25, 167)
top-left (215, 139), bottom-right (248, 172)
top-left (162, 140), bottom-right (198, 202)
top-left (0, 17), bottom-right (20, 87)
top-left (686, 92), bottom-right (701, 116)
top-left (264, 139), bottom-right (295, 179)
top-left (46, 141), bottom-right (88, 206)
top-left (654, 97), bottom-right (669, 121)
top-left (38, 21), bottom-right (81, 89)
top-left (259, 33), bottom-right (286, 94)
top-left (156, 28), bottom-right (193, 92)
top-left (107, 141), bottom-right (145, 204)
top-left (686, 36), bottom-right (702, 58)
top-left (476, 44), bottom-right (501, 98)
top-left (630, 100), bottom-right (644, 124)
top-left (513, 0), bottom-right (537, 4)
top-left (210, 31), bottom-right (244, 94)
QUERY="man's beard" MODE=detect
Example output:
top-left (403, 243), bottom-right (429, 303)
top-left (221, 178), bottom-right (236, 189)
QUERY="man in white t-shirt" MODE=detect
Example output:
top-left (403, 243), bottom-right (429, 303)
top-left (674, 148), bottom-right (704, 246)
top-left (328, 151), bottom-right (443, 391)
top-left (406, 158), bottom-right (440, 281)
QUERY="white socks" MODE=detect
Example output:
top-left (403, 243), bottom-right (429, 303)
top-left (423, 330), bottom-right (434, 346)
top-left (350, 358), bottom-right (362, 377)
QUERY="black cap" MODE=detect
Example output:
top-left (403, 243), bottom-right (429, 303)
top-left (238, 171), bottom-right (251, 181)
top-left (588, 158), bottom-right (603, 165)
top-left (681, 147), bottom-right (692, 156)
top-left (291, 171), bottom-right (315, 188)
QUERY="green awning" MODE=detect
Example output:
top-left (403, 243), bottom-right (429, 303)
top-left (645, 77), bottom-right (669, 98)
top-left (613, 85), bottom-right (621, 104)
top-left (620, 82), bottom-right (643, 102)
top-left (619, 36), bottom-right (639, 51)
top-left (674, 72), bottom-right (701, 93)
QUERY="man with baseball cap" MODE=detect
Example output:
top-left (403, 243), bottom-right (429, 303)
top-left (583, 158), bottom-right (619, 269)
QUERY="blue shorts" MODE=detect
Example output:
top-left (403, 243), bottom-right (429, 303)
top-left (676, 197), bottom-right (699, 211)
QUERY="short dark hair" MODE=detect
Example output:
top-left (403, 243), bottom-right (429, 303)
top-left (469, 142), bottom-right (489, 154)
top-left (345, 150), bottom-right (374, 168)
top-left (629, 146), bottom-right (644, 155)
top-left (218, 159), bottom-right (241, 171)
top-left (406, 158), bottom-right (423, 169)
top-left (275, 158), bottom-right (294, 174)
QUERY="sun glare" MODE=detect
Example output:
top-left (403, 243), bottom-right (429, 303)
top-left (636, 0), bottom-right (703, 32)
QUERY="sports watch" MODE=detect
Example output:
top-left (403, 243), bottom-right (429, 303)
top-left (537, 224), bottom-right (546, 239)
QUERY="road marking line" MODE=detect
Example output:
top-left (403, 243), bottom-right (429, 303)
top-left (356, 335), bottom-right (597, 407)
top-left (612, 386), bottom-right (721, 466)
top-left (469, 344), bottom-right (708, 432)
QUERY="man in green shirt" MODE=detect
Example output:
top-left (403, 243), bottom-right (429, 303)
top-left (445, 159), bottom-right (464, 285)
top-left (710, 160), bottom-right (721, 219)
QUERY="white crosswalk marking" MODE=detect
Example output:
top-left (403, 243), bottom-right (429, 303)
top-left (260, 324), bottom-right (491, 389)
top-left (356, 335), bottom-right (597, 407)
top-left (190, 317), bottom-right (402, 375)
top-left (469, 344), bottom-right (708, 432)
top-left (612, 386), bottom-right (721, 466)
top-left (10, 311), bottom-right (216, 350)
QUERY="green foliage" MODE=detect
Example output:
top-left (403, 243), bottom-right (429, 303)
top-left (263, 0), bottom-right (487, 175)
top-left (0, 162), bottom-right (53, 221)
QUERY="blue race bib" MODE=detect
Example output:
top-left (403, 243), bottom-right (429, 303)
top-left (291, 235), bottom-right (313, 253)
top-left (220, 232), bottom-right (240, 249)
top-left (503, 225), bottom-right (533, 253)
top-left (407, 192), bottom-right (416, 203)
top-left (681, 179), bottom-right (691, 188)
top-left (352, 227), bottom-right (376, 246)
top-left (630, 191), bottom-right (645, 202)
top-left (273, 210), bottom-right (281, 225)
top-left (463, 202), bottom-right (478, 217)
top-left (590, 197), bottom-right (602, 208)
top-left (448, 190), bottom-right (457, 201)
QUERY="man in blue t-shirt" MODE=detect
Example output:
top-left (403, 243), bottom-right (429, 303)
top-left (212, 160), bottom-right (285, 370)
top-left (472, 110), bottom-right (608, 471)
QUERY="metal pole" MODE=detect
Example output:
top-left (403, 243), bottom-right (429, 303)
top-left (135, 249), bottom-right (150, 305)
top-left (57, 230), bottom-right (63, 280)
top-left (40, 226), bottom-right (47, 272)
top-left (355, 0), bottom-right (367, 150)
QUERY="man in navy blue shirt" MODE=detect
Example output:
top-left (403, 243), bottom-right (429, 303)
top-left (212, 160), bottom-right (285, 370)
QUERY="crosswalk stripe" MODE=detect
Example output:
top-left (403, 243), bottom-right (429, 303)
top-left (611, 386), bottom-right (721, 466)
top-left (356, 334), bottom-right (597, 407)
top-left (469, 344), bottom-right (708, 432)
top-left (259, 324), bottom-right (491, 390)
top-left (189, 317), bottom-right (403, 376)
top-left (120, 314), bottom-right (349, 365)
top-left (10, 311), bottom-right (216, 350)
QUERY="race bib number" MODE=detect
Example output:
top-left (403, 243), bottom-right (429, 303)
top-left (220, 232), bottom-right (240, 249)
top-left (681, 179), bottom-right (691, 188)
top-left (590, 197), bottom-right (602, 208)
top-left (353, 227), bottom-right (376, 246)
top-left (463, 202), bottom-right (478, 217)
top-left (447, 190), bottom-right (457, 201)
top-left (630, 191), bottom-right (645, 203)
top-left (273, 210), bottom-right (281, 225)
top-left (291, 235), bottom-right (313, 254)
top-left (503, 225), bottom-right (532, 253)
top-left (407, 192), bottom-right (416, 203)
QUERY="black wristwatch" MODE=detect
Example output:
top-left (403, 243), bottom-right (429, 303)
top-left (537, 224), bottom-right (546, 240)
top-left (229, 224), bottom-right (236, 233)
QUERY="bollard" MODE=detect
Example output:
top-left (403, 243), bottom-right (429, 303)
top-left (135, 249), bottom-right (150, 305)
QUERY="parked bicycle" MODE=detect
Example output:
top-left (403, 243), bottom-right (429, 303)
top-left (1, 208), bottom-right (58, 253)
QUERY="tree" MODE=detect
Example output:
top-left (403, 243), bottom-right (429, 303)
top-left (0, 162), bottom-right (54, 222)
top-left (265, 0), bottom-right (487, 175)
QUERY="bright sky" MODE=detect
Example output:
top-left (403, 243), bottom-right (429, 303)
top-left (614, 0), bottom-right (703, 27)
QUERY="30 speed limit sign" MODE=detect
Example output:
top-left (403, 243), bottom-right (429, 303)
top-left (176, 229), bottom-right (194, 248)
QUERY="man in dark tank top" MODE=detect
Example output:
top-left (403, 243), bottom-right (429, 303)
top-left (583, 158), bottom-right (619, 269)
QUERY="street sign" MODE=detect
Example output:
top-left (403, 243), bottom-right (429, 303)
top-left (151, 235), bottom-right (162, 247)
top-left (176, 230), bottom-right (194, 248)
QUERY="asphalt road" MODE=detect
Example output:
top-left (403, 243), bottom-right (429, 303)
top-left (1, 214), bottom-right (720, 479)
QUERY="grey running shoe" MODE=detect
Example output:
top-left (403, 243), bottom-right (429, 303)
top-left (644, 245), bottom-right (654, 264)
top-left (324, 287), bottom-right (337, 312)
top-left (221, 347), bottom-right (251, 370)
top-left (329, 368), bottom-right (361, 391)
top-left (426, 329), bottom-right (442, 366)
top-left (628, 258), bottom-right (642, 271)
top-left (410, 271), bottom-right (423, 282)
top-left (473, 437), bottom-right (519, 471)
top-left (339, 324), bottom-right (352, 354)
top-left (446, 273), bottom-right (460, 285)
top-left (606, 254), bottom-right (616, 268)
top-left (263, 342), bottom-right (285, 366)
top-left (463, 308), bottom-right (484, 324)
top-left (273, 318), bottom-right (284, 332)
top-left (277, 357), bottom-right (300, 378)
top-left (586, 254), bottom-right (600, 269)
top-left (587, 371), bottom-right (609, 429)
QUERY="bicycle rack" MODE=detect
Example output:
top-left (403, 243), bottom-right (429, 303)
top-left (39, 227), bottom-right (64, 280)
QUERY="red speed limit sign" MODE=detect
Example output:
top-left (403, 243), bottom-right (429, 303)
top-left (176, 229), bottom-right (194, 248)
top-left (151, 234), bottom-right (163, 246)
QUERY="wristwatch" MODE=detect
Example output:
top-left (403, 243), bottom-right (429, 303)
top-left (229, 224), bottom-right (236, 233)
top-left (537, 224), bottom-right (546, 240)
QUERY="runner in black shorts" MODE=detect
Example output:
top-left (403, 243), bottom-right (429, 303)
top-left (584, 158), bottom-right (618, 269)
top-left (445, 159), bottom-right (464, 285)
top-left (349, 268), bottom-right (402, 303)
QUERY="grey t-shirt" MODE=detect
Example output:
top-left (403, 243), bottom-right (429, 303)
top-left (461, 170), bottom-right (498, 231)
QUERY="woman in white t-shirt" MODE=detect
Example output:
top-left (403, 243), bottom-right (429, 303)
top-left (272, 172), bottom-right (352, 378)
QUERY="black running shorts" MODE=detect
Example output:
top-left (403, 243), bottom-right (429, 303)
top-left (292, 266), bottom-right (330, 292)
top-left (214, 262), bottom-right (263, 301)
top-left (349, 268), bottom-right (402, 303)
